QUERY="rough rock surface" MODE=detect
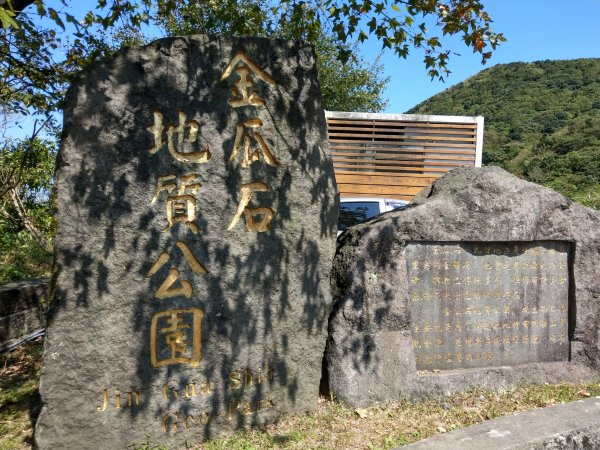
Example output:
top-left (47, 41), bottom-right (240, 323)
top-left (35, 35), bottom-right (337, 449)
top-left (0, 278), bottom-right (48, 346)
top-left (327, 166), bottom-right (600, 407)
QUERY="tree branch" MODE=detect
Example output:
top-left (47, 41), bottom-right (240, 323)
top-left (9, 186), bottom-right (52, 252)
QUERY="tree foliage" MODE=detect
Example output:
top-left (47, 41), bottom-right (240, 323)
top-left (0, 135), bottom-right (55, 283)
top-left (0, 0), bottom-right (504, 281)
top-left (408, 58), bottom-right (600, 210)
top-left (0, 0), bottom-right (503, 116)
top-left (154, 0), bottom-right (389, 112)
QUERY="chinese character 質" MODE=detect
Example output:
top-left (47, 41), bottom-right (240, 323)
top-left (152, 174), bottom-right (202, 233)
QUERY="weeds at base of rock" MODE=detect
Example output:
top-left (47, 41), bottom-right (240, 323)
top-left (2, 340), bottom-right (600, 450)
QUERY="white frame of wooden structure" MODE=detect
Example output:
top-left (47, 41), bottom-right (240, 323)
top-left (326, 111), bottom-right (484, 201)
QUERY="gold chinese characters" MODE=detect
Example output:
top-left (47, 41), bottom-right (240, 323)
top-left (143, 51), bottom-right (280, 371)
top-left (405, 242), bottom-right (570, 371)
top-left (150, 308), bottom-right (204, 368)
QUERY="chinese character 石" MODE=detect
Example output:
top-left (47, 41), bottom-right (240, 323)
top-left (147, 241), bottom-right (208, 299)
top-left (147, 110), bottom-right (211, 164)
top-left (150, 308), bottom-right (204, 368)
top-left (152, 174), bottom-right (202, 233)
top-left (230, 118), bottom-right (279, 167)
top-left (221, 52), bottom-right (276, 108)
top-left (228, 181), bottom-right (275, 232)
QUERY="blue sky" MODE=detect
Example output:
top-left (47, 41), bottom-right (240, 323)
top-left (8, 0), bottom-right (600, 139)
top-left (365, 0), bottom-right (600, 113)
top-left (66, 0), bottom-right (600, 113)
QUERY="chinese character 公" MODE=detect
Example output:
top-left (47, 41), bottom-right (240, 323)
top-left (147, 241), bottom-right (208, 299)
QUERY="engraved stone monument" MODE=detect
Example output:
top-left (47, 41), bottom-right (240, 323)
top-left (35, 35), bottom-right (338, 449)
top-left (327, 166), bottom-right (600, 407)
top-left (406, 241), bottom-right (570, 371)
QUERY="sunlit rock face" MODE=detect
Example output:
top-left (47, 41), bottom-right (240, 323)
top-left (327, 166), bottom-right (600, 407)
top-left (35, 35), bottom-right (338, 449)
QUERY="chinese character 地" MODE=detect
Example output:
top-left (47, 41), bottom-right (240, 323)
top-left (147, 110), bottom-right (211, 164)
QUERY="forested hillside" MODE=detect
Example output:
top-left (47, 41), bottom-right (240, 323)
top-left (408, 58), bottom-right (600, 209)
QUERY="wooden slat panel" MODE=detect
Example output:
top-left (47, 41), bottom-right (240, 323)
top-left (338, 191), bottom-right (415, 201)
top-left (338, 184), bottom-right (424, 196)
top-left (327, 114), bottom-right (479, 202)
top-left (330, 144), bottom-right (476, 152)
top-left (327, 119), bottom-right (476, 129)
top-left (333, 163), bottom-right (450, 173)
top-left (331, 152), bottom-right (475, 162)
top-left (334, 170), bottom-right (437, 178)
top-left (335, 174), bottom-right (437, 187)
top-left (330, 139), bottom-right (475, 147)
top-left (328, 127), bottom-right (476, 136)
top-left (332, 158), bottom-right (468, 168)
top-left (328, 133), bottom-right (476, 142)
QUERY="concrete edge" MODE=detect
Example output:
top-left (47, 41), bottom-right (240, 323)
top-left (399, 396), bottom-right (600, 449)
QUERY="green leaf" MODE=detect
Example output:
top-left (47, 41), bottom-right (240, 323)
top-left (48, 8), bottom-right (65, 30)
top-left (35, 0), bottom-right (46, 17)
top-left (65, 13), bottom-right (80, 27)
top-left (0, 7), bottom-right (18, 29)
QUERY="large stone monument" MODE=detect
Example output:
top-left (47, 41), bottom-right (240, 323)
top-left (327, 166), bottom-right (600, 407)
top-left (35, 35), bottom-right (338, 449)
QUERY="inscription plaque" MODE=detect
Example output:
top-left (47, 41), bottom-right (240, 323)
top-left (405, 241), bottom-right (569, 371)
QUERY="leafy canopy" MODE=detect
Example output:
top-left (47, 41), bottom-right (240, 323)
top-left (0, 0), bottom-right (504, 281)
top-left (0, 0), bottom-right (503, 117)
top-left (153, 0), bottom-right (389, 112)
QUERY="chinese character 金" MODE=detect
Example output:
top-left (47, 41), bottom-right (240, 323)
top-left (147, 241), bottom-right (208, 299)
top-left (150, 308), bottom-right (204, 368)
top-left (147, 110), bottom-right (211, 164)
top-left (152, 173), bottom-right (202, 234)
top-left (220, 52), bottom-right (276, 108)
top-left (228, 181), bottom-right (275, 232)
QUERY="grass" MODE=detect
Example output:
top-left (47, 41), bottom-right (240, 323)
top-left (2, 340), bottom-right (600, 450)
top-left (199, 382), bottom-right (600, 449)
top-left (0, 339), bottom-right (43, 450)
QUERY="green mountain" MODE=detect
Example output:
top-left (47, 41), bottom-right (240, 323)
top-left (407, 58), bottom-right (600, 209)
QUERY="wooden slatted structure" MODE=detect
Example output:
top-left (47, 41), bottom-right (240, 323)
top-left (327, 111), bottom-right (484, 201)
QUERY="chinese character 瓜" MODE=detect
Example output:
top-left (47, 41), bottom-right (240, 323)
top-left (152, 174), bottom-right (202, 233)
top-left (230, 118), bottom-right (279, 167)
top-left (147, 241), bottom-right (208, 299)
top-left (147, 110), bottom-right (211, 164)
top-left (150, 308), bottom-right (204, 368)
